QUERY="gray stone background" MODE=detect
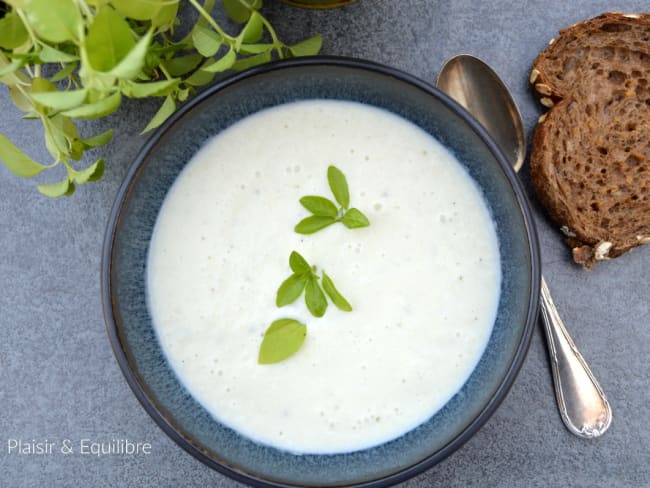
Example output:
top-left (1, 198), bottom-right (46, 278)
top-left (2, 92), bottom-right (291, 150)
top-left (1, 1), bottom-right (648, 486)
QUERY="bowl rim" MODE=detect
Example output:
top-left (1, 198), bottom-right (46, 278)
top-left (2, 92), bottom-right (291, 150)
top-left (101, 55), bottom-right (541, 488)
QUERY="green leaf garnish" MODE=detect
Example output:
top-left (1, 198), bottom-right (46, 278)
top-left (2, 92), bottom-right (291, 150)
top-left (321, 272), bottom-right (352, 312)
top-left (327, 165), bottom-right (350, 209)
top-left (305, 277), bottom-right (328, 318)
top-left (295, 165), bottom-right (370, 234)
top-left (258, 319), bottom-right (307, 364)
top-left (289, 251), bottom-right (311, 275)
top-left (299, 196), bottom-right (338, 217)
top-left (341, 208), bottom-right (370, 229)
top-left (276, 274), bottom-right (308, 307)
top-left (294, 215), bottom-right (336, 235)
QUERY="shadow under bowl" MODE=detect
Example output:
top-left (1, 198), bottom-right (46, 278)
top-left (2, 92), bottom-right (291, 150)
top-left (102, 56), bottom-right (541, 488)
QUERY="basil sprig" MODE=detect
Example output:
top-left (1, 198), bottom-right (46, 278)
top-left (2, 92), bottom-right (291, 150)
top-left (276, 251), bottom-right (352, 317)
top-left (295, 166), bottom-right (370, 234)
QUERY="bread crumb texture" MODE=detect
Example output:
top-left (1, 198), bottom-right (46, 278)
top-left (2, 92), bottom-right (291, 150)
top-left (530, 12), bottom-right (650, 268)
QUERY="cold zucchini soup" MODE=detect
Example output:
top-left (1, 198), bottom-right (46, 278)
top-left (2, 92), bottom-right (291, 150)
top-left (146, 100), bottom-right (501, 454)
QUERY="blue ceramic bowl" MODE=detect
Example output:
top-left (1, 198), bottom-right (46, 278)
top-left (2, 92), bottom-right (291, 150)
top-left (102, 57), bottom-right (540, 487)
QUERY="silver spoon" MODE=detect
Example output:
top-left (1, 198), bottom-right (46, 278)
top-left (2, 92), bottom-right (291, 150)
top-left (437, 54), bottom-right (612, 438)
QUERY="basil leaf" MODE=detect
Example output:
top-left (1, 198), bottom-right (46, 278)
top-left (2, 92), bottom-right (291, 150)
top-left (109, 28), bottom-right (153, 79)
top-left (327, 165), bottom-right (350, 208)
top-left (276, 273), bottom-right (307, 307)
top-left (85, 6), bottom-right (136, 72)
top-left (341, 208), bottom-right (370, 229)
top-left (0, 57), bottom-right (24, 78)
top-left (152, 2), bottom-right (179, 28)
top-left (38, 178), bottom-right (74, 198)
top-left (289, 251), bottom-right (311, 275)
top-left (222, 0), bottom-right (261, 23)
top-left (294, 215), bottom-right (335, 235)
top-left (62, 91), bottom-right (122, 119)
top-left (239, 11), bottom-right (264, 46)
top-left (192, 25), bottom-right (222, 57)
top-left (0, 12), bottom-right (28, 50)
top-left (31, 89), bottom-right (88, 111)
top-left (140, 95), bottom-right (175, 133)
top-left (121, 79), bottom-right (179, 98)
top-left (72, 158), bottom-right (105, 184)
top-left (321, 271), bottom-right (352, 312)
top-left (26, 0), bottom-right (82, 43)
top-left (231, 51), bottom-right (271, 71)
top-left (50, 62), bottom-right (78, 83)
top-left (38, 45), bottom-right (79, 63)
top-left (81, 129), bottom-right (114, 149)
top-left (288, 34), bottom-right (323, 57)
top-left (258, 318), bottom-right (307, 365)
top-left (299, 196), bottom-right (338, 217)
top-left (201, 49), bottom-right (236, 73)
top-left (110, 0), bottom-right (164, 20)
top-left (239, 43), bottom-right (273, 55)
top-left (0, 133), bottom-right (48, 178)
top-left (184, 61), bottom-right (216, 86)
top-left (161, 54), bottom-right (203, 77)
top-left (8, 86), bottom-right (32, 111)
top-left (305, 277), bottom-right (327, 318)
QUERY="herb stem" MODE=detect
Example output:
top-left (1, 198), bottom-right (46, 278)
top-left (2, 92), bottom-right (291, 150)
top-left (16, 9), bottom-right (40, 47)
top-left (76, 0), bottom-right (94, 21)
top-left (187, 0), bottom-right (235, 43)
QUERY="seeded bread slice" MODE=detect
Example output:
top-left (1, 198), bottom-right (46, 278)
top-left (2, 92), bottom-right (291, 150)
top-left (529, 12), bottom-right (650, 268)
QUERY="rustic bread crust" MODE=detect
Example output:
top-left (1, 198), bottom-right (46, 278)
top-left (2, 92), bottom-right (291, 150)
top-left (530, 12), bottom-right (650, 268)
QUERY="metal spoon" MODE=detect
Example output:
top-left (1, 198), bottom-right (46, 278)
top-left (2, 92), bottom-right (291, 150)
top-left (437, 54), bottom-right (612, 438)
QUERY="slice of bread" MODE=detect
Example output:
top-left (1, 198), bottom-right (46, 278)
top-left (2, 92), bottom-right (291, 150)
top-left (529, 12), bottom-right (650, 268)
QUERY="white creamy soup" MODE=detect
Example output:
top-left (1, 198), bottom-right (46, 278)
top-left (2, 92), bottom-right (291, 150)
top-left (147, 100), bottom-right (501, 454)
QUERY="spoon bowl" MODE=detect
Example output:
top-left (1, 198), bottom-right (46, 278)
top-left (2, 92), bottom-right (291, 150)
top-left (437, 54), bottom-right (525, 172)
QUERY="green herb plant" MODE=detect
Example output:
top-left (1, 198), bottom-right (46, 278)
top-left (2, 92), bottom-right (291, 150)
top-left (0, 0), bottom-right (322, 197)
top-left (295, 165), bottom-right (370, 234)
top-left (258, 165), bottom-right (368, 365)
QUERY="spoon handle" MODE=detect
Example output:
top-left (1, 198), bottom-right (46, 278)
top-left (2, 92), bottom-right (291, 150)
top-left (539, 276), bottom-right (612, 438)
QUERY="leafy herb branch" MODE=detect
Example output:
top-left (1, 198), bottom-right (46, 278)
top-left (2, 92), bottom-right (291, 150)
top-left (295, 165), bottom-right (370, 234)
top-left (276, 250), bottom-right (352, 317)
top-left (0, 0), bottom-right (322, 197)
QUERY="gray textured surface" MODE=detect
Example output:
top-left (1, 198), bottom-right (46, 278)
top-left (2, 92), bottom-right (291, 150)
top-left (0, 1), bottom-right (648, 487)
